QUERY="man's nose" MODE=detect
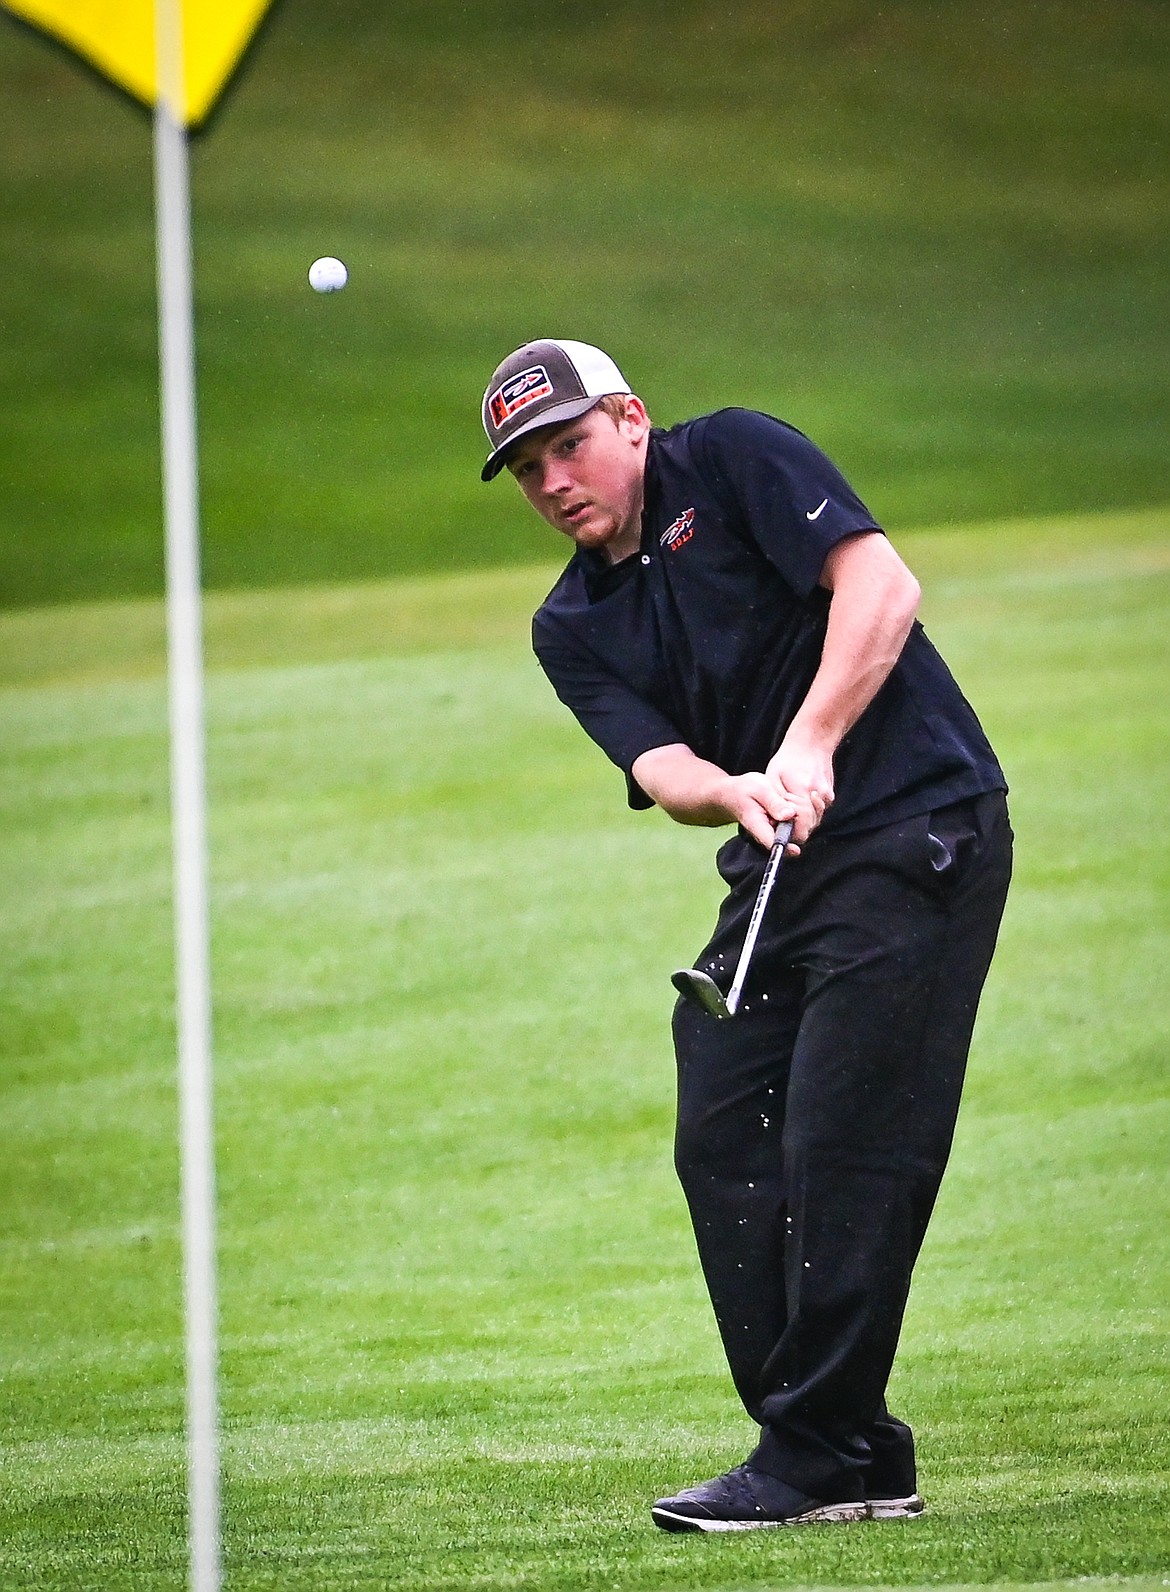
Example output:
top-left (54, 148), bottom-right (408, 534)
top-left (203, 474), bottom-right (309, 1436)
top-left (540, 459), bottom-right (573, 495)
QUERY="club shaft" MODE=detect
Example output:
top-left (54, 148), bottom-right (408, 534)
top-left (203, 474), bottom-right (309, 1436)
top-left (726, 821), bottom-right (793, 1013)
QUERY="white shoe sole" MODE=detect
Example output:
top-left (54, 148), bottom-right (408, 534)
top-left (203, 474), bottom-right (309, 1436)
top-left (651, 1500), bottom-right (869, 1532)
top-left (868, 1494), bottom-right (926, 1520)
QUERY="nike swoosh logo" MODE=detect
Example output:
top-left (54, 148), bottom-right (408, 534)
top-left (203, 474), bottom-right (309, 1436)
top-left (806, 498), bottom-right (829, 521)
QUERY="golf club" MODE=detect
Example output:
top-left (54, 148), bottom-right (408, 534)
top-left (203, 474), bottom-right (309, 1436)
top-left (671, 819), bottom-right (795, 1018)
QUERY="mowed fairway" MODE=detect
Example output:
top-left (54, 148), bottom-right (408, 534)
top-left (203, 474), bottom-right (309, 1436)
top-left (1, 512), bottom-right (1167, 1590)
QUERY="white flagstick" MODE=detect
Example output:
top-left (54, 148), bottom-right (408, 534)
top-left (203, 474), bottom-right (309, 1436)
top-left (153, 2), bottom-right (222, 1589)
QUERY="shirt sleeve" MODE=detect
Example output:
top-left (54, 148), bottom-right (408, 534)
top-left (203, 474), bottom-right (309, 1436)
top-left (697, 408), bottom-right (882, 597)
top-left (533, 619), bottom-right (684, 810)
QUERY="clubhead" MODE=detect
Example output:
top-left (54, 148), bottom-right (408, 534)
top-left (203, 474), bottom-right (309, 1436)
top-left (671, 968), bottom-right (733, 1019)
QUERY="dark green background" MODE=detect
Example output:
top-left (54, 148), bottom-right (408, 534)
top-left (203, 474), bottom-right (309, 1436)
top-left (2, 0), bottom-right (1168, 607)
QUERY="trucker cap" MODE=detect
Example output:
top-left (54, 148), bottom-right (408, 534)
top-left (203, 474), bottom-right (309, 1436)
top-left (480, 339), bottom-right (631, 481)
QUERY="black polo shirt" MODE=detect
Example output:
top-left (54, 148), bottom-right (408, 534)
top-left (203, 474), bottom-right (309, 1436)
top-left (532, 408), bottom-right (1005, 834)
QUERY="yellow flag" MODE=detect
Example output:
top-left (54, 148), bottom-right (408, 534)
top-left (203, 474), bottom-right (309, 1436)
top-left (0, 0), bottom-right (273, 126)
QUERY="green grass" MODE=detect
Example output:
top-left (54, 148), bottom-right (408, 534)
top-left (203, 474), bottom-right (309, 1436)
top-left (1, 0), bottom-right (1169, 605)
top-left (1, 507), bottom-right (1167, 1589)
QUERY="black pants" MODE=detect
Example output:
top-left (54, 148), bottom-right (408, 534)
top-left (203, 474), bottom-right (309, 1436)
top-left (672, 791), bottom-right (1012, 1502)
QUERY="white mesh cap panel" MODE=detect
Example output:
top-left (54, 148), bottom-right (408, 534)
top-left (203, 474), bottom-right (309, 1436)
top-left (551, 339), bottom-right (631, 398)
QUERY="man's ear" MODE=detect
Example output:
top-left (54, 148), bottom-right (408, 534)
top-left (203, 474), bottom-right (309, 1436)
top-left (621, 394), bottom-right (650, 440)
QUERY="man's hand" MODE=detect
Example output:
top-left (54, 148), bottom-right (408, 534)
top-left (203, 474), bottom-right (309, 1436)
top-left (712, 770), bottom-right (800, 851)
top-left (765, 732), bottom-right (835, 845)
top-left (631, 746), bottom-right (799, 851)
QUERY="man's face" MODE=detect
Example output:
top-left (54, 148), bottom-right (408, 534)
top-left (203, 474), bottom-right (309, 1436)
top-left (505, 397), bottom-right (650, 561)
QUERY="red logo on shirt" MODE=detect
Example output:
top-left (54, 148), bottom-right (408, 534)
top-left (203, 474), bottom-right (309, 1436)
top-left (660, 507), bottom-right (695, 551)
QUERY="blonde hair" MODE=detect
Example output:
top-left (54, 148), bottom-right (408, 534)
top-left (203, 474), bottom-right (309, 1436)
top-left (597, 393), bottom-right (650, 426)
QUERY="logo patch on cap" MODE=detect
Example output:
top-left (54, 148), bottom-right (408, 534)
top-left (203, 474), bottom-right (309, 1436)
top-left (488, 365), bottom-right (554, 429)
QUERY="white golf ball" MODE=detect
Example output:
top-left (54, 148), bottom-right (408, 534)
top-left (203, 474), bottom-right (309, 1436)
top-left (308, 256), bottom-right (348, 293)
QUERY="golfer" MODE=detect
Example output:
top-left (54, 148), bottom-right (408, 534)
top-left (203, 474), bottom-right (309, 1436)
top-left (479, 339), bottom-right (1012, 1531)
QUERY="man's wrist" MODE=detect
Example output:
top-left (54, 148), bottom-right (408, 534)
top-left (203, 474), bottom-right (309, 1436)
top-left (781, 712), bottom-right (844, 760)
